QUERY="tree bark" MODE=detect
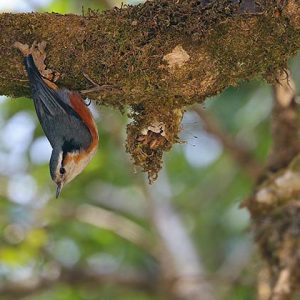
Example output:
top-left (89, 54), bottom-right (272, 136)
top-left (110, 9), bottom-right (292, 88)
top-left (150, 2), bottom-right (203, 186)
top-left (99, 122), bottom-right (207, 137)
top-left (0, 0), bottom-right (299, 107)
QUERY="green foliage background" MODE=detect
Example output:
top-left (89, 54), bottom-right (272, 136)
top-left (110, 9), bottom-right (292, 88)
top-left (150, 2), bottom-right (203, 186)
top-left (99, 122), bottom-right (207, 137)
top-left (0, 1), bottom-right (299, 299)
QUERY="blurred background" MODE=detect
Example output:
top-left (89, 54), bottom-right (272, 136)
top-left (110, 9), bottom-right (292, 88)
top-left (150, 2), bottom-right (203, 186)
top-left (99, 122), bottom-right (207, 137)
top-left (0, 1), bottom-right (300, 299)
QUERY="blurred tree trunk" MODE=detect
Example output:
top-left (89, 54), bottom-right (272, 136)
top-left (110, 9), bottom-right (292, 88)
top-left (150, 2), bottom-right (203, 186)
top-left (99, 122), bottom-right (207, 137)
top-left (244, 71), bottom-right (300, 300)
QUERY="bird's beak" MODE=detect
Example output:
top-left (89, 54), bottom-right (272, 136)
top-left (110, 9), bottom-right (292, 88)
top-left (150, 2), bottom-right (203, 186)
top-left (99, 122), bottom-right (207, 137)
top-left (56, 183), bottom-right (63, 198)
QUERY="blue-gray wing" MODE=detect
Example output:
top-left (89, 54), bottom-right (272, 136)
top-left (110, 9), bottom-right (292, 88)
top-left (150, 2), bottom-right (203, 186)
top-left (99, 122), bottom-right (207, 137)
top-left (24, 55), bottom-right (92, 150)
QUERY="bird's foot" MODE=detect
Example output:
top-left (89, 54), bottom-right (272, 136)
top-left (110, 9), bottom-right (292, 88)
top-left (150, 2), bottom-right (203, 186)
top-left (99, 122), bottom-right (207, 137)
top-left (14, 41), bottom-right (60, 82)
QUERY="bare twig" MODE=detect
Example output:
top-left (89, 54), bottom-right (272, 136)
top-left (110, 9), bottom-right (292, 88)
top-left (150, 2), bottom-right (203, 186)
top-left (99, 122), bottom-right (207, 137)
top-left (268, 69), bottom-right (300, 172)
top-left (193, 105), bottom-right (262, 179)
top-left (76, 204), bottom-right (156, 255)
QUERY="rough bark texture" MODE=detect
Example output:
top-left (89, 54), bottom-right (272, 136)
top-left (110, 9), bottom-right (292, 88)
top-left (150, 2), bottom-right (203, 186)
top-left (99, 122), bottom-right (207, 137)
top-left (0, 0), bottom-right (300, 180)
top-left (243, 71), bottom-right (300, 300)
top-left (1, 1), bottom-right (300, 105)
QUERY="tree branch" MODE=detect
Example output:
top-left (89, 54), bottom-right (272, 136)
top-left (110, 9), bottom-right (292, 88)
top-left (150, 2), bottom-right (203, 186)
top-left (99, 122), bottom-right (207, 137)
top-left (58, 203), bottom-right (155, 255)
top-left (0, 0), bottom-right (299, 107)
top-left (1, 0), bottom-right (300, 180)
top-left (0, 267), bottom-right (155, 298)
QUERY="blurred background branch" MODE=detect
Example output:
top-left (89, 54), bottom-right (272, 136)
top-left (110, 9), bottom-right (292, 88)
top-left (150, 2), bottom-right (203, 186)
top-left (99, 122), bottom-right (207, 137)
top-left (143, 172), bottom-right (215, 300)
top-left (193, 106), bottom-right (262, 180)
top-left (75, 204), bottom-right (155, 255)
top-left (0, 266), bottom-right (155, 299)
top-left (268, 70), bottom-right (300, 172)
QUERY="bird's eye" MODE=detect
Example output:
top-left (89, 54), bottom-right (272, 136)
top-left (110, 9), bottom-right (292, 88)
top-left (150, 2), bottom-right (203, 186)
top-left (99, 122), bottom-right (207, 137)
top-left (60, 167), bottom-right (66, 175)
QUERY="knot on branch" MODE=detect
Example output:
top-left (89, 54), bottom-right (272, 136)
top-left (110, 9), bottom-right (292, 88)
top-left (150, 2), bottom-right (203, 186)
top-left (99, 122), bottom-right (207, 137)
top-left (245, 155), bottom-right (300, 214)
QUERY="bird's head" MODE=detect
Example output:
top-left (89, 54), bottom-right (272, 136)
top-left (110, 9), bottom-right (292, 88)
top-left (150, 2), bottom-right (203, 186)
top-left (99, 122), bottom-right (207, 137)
top-left (50, 149), bottom-right (96, 198)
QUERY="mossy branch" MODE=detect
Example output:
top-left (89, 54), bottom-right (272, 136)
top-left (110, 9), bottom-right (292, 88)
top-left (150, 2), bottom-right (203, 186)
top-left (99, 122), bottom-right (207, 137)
top-left (1, 0), bottom-right (299, 107)
top-left (0, 0), bottom-right (300, 179)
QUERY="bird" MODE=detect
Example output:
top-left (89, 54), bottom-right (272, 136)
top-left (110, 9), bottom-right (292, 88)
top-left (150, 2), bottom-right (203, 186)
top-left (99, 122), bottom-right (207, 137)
top-left (15, 43), bottom-right (99, 198)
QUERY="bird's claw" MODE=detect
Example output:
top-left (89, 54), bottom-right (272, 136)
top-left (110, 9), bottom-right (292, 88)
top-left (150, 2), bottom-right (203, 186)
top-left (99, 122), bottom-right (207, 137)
top-left (84, 98), bottom-right (92, 106)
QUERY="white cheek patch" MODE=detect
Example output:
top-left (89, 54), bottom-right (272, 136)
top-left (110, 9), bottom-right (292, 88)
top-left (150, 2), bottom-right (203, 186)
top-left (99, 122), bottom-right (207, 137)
top-left (54, 152), bottom-right (64, 182)
top-left (63, 148), bottom-right (97, 184)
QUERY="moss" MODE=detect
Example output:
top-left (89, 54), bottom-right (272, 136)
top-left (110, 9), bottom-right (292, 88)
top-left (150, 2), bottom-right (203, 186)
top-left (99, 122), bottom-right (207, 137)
top-left (0, 0), bottom-right (299, 180)
top-left (126, 106), bottom-right (183, 181)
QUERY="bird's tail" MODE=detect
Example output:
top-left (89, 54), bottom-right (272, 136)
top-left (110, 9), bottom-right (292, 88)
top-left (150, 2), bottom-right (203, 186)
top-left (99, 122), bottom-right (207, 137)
top-left (23, 55), bottom-right (45, 87)
top-left (23, 54), bottom-right (63, 119)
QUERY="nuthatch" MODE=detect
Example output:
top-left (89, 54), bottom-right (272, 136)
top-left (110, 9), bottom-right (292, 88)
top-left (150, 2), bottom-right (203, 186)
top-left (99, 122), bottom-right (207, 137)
top-left (15, 42), bottom-right (99, 198)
